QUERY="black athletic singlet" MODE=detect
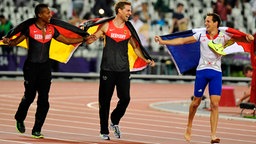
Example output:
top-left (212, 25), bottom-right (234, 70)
top-left (101, 20), bottom-right (132, 72)
top-left (22, 24), bottom-right (60, 63)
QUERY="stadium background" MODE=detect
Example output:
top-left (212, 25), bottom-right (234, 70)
top-left (1, 1), bottom-right (255, 143)
top-left (0, 0), bottom-right (255, 77)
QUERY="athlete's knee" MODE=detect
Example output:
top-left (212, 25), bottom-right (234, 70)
top-left (37, 98), bottom-right (49, 105)
top-left (37, 99), bottom-right (50, 113)
top-left (120, 96), bottom-right (130, 106)
top-left (38, 81), bottom-right (51, 95)
top-left (210, 101), bottom-right (219, 110)
top-left (21, 94), bottom-right (36, 105)
top-left (210, 95), bottom-right (220, 109)
top-left (191, 97), bottom-right (201, 108)
top-left (191, 102), bottom-right (200, 109)
top-left (124, 95), bottom-right (130, 103)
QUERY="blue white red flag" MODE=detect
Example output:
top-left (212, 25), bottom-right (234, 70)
top-left (160, 27), bottom-right (253, 75)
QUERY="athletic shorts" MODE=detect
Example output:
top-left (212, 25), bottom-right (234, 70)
top-left (194, 69), bottom-right (222, 97)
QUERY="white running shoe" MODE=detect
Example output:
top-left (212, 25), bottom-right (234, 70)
top-left (110, 123), bottom-right (121, 139)
top-left (99, 134), bottom-right (110, 140)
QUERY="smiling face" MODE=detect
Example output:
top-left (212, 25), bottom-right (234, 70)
top-left (118, 4), bottom-right (132, 21)
top-left (114, 1), bottom-right (132, 22)
top-left (204, 16), bottom-right (218, 32)
top-left (35, 4), bottom-right (52, 24)
top-left (38, 7), bottom-right (52, 23)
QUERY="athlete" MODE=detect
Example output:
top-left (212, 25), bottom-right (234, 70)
top-left (2, 3), bottom-right (88, 138)
top-left (237, 65), bottom-right (253, 106)
top-left (155, 13), bottom-right (254, 143)
top-left (85, 0), bottom-right (155, 140)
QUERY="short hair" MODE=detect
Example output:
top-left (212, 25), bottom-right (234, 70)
top-left (0, 15), bottom-right (5, 19)
top-left (243, 65), bottom-right (253, 75)
top-left (206, 13), bottom-right (222, 27)
top-left (177, 3), bottom-right (184, 7)
top-left (114, 0), bottom-right (131, 15)
top-left (34, 3), bottom-right (49, 18)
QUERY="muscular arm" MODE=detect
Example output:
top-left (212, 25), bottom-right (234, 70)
top-left (86, 23), bottom-right (108, 45)
top-left (3, 35), bottom-right (26, 46)
top-left (231, 34), bottom-right (254, 43)
top-left (237, 85), bottom-right (251, 106)
top-left (130, 37), bottom-right (146, 61)
top-left (155, 35), bottom-right (197, 45)
top-left (130, 36), bottom-right (155, 66)
top-left (55, 34), bottom-right (86, 44)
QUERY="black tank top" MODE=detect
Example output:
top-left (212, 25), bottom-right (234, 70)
top-left (22, 24), bottom-right (60, 63)
top-left (101, 20), bottom-right (132, 71)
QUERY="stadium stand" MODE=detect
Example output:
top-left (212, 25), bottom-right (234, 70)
top-left (0, 0), bottom-right (255, 75)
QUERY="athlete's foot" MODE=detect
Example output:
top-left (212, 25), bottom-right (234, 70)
top-left (211, 136), bottom-right (220, 143)
top-left (184, 127), bottom-right (191, 142)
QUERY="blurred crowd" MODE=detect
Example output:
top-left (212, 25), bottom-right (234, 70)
top-left (0, 0), bottom-right (255, 75)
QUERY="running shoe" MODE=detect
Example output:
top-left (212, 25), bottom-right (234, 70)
top-left (208, 40), bottom-right (226, 55)
top-left (32, 132), bottom-right (44, 139)
top-left (100, 134), bottom-right (110, 140)
top-left (110, 123), bottom-right (121, 138)
top-left (16, 121), bottom-right (25, 133)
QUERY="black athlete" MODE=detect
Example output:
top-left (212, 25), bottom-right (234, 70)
top-left (2, 3), bottom-right (89, 138)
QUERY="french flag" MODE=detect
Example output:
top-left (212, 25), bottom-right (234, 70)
top-left (160, 27), bottom-right (253, 75)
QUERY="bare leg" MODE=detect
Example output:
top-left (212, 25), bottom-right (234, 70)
top-left (210, 95), bottom-right (221, 142)
top-left (184, 97), bottom-right (201, 142)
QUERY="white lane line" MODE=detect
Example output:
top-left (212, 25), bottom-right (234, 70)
top-left (1, 97), bottom-right (255, 130)
top-left (1, 99), bottom-right (255, 131)
top-left (150, 100), bottom-right (256, 122)
top-left (1, 112), bottom-right (256, 141)
top-left (1, 92), bottom-right (255, 143)
top-left (0, 124), bottom-right (163, 144)
top-left (0, 139), bottom-right (32, 144)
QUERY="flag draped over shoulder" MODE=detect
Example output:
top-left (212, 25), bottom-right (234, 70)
top-left (82, 16), bottom-right (152, 72)
top-left (160, 29), bottom-right (201, 75)
top-left (250, 33), bottom-right (256, 104)
top-left (0, 18), bottom-right (89, 63)
top-left (220, 27), bottom-right (253, 54)
top-left (161, 27), bottom-right (253, 75)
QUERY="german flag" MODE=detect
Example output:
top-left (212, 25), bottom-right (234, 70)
top-left (1, 17), bottom-right (152, 72)
top-left (81, 16), bottom-right (152, 72)
top-left (0, 18), bottom-right (88, 63)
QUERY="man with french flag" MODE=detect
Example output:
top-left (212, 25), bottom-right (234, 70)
top-left (155, 13), bottom-right (254, 143)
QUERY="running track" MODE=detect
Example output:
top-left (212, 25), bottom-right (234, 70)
top-left (0, 78), bottom-right (255, 144)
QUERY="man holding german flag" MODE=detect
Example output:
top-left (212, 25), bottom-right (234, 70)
top-left (83, 0), bottom-right (155, 140)
top-left (2, 3), bottom-right (90, 138)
